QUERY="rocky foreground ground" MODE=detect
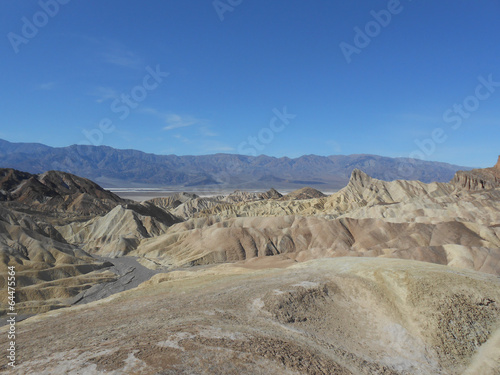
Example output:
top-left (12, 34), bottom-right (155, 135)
top-left (1, 159), bottom-right (500, 373)
top-left (2, 258), bottom-right (500, 374)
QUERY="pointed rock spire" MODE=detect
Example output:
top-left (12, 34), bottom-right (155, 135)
top-left (349, 169), bottom-right (372, 188)
top-left (494, 155), bottom-right (500, 172)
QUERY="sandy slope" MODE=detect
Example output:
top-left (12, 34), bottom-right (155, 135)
top-left (2, 257), bottom-right (499, 374)
top-left (129, 215), bottom-right (500, 276)
top-left (56, 202), bottom-right (180, 257)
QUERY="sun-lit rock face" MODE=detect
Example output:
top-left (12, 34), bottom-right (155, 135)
top-left (0, 168), bottom-right (126, 216)
top-left (56, 202), bottom-right (181, 257)
top-left (452, 156), bottom-right (500, 191)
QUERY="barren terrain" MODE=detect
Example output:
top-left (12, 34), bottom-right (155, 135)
top-left (1, 158), bottom-right (500, 373)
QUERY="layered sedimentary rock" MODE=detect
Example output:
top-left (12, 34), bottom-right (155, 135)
top-left (0, 168), bottom-right (126, 217)
top-left (146, 192), bottom-right (199, 210)
top-left (185, 166), bottom-right (500, 221)
top-left (56, 203), bottom-right (181, 257)
top-left (0, 205), bottom-right (115, 315)
top-left (132, 215), bottom-right (500, 275)
top-left (452, 156), bottom-right (500, 190)
top-left (280, 187), bottom-right (327, 200)
top-left (222, 188), bottom-right (283, 203)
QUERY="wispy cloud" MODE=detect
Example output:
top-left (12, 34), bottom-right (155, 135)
top-left (208, 145), bottom-right (235, 152)
top-left (198, 126), bottom-right (217, 137)
top-left (92, 86), bottom-right (120, 103)
top-left (36, 82), bottom-right (56, 91)
top-left (140, 107), bottom-right (208, 131)
top-left (394, 113), bottom-right (441, 124)
top-left (173, 134), bottom-right (195, 145)
top-left (139, 107), bottom-right (162, 116)
top-left (164, 114), bottom-right (202, 130)
top-left (173, 134), bottom-right (192, 143)
top-left (81, 36), bottom-right (144, 69)
top-left (159, 147), bottom-right (177, 155)
top-left (103, 49), bottom-right (143, 69)
top-left (326, 139), bottom-right (342, 153)
top-left (202, 140), bottom-right (235, 153)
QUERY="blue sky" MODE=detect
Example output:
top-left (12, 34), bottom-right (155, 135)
top-left (1, 0), bottom-right (499, 167)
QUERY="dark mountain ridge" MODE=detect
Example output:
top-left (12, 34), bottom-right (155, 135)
top-left (0, 168), bottom-right (126, 216)
top-left (0, 139), bottom-right (471, 190)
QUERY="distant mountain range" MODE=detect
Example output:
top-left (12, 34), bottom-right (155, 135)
top-left (0, 139), bottom-right (471, 190)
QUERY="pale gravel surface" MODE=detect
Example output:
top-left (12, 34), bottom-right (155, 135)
top-left (70, 256), bottom-right (164, 305)
top-left (70, 256), bottom-right (212, 306)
